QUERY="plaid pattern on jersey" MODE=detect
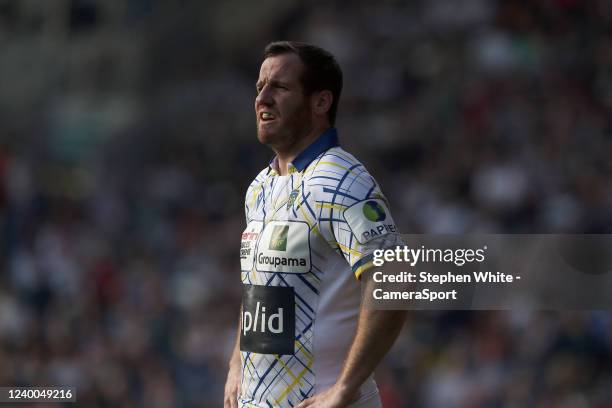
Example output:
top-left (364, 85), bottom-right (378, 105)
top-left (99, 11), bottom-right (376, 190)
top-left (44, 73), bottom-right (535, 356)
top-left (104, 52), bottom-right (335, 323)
top-left (239, 129), bottom-right (397, 407)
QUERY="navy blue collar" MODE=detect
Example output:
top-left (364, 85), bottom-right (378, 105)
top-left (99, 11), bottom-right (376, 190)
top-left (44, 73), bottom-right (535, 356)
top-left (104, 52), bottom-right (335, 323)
top-left (269, 128), bottom-right (339, 173)
top-left (292, 128), bottom-right (339, 171)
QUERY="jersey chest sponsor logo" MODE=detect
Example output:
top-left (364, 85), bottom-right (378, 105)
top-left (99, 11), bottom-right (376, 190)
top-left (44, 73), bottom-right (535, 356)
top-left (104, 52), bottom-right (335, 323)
top-left (268, 225), bottom-right (289, 251)
top-left (256, 220), bottom-right (311, 273)
top-left (240, 284), bottom-right (295, 355)
top-left (344, 199), bottom-right (397, 244)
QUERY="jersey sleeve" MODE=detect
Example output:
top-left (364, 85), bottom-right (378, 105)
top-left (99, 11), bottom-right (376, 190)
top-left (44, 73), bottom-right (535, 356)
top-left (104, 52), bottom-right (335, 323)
top-left (311, 153), bottom-right (401, 279)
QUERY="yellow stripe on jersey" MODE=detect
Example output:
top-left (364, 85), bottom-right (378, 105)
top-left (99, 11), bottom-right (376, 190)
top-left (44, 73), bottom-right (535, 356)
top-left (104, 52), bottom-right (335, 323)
top-left (297, 206), bottom-right (315, 229)
top-left (331, 149), bottom-right (355, 162)
top-left (251, 185), bottom-right (261, 205)
top-left (242, 354), bottom-right (258, 385)
top-left (295, 338), bottom-right (313, 361)
top-left (315, 203), bottom-right (348, 211)
top-left (274, 355), bottom-right (303, 388)
top-left (314, 161), bottom-right (349, 171)
top-left (337, 242), bottom-right (363, 259)
top-left (272, 198), bottom-right (289, 214)
top-left (298, 204), bottom-right (327, 244)
top-left (354, 260), bottom-right (374, 279)
top-left (273, 360), bottom-right (313, 405)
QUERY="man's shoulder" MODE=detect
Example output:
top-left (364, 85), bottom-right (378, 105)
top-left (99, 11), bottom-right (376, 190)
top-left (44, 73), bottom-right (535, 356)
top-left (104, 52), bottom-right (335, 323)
top-left (304, 147), bottom-right (377, 194)
top-left (246, 167), bottom-right (269, 191)
top-left (244, 166), bottom-right (269, 210)
top-left (313, 146), bottom-right (362, 167)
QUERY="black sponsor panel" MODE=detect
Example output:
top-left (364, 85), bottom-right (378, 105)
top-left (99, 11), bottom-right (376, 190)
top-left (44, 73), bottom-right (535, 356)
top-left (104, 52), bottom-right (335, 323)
top-left (240, 285), bottom-right (295, 355)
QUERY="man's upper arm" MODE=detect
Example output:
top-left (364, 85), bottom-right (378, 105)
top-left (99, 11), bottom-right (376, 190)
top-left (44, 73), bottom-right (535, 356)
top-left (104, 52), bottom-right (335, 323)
top-left (312, 163), bottom-right (401, 279)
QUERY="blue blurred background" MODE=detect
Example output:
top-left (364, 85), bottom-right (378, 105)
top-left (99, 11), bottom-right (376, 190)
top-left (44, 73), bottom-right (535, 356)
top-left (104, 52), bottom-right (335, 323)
top-left (1, 0), bottom-right (611, 406)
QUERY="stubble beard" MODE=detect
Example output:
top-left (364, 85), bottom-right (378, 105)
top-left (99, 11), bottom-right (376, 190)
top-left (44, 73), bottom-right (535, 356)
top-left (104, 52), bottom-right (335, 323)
top-left (257, 102), bottom-right (313, 155)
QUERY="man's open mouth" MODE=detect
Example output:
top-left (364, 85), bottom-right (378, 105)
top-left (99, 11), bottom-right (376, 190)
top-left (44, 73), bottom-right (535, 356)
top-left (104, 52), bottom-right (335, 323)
top-left (260, 112), bottom-right (277, 121)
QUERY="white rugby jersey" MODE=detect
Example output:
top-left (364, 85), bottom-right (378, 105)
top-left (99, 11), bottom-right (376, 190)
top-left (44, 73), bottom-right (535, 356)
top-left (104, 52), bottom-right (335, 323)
top-left (239, 128), bottom-right (400, 407)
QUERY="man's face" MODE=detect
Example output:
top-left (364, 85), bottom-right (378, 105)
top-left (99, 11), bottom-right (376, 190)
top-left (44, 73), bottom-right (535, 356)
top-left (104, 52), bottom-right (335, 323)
top-left (255, 53), bottom-right (312, 150)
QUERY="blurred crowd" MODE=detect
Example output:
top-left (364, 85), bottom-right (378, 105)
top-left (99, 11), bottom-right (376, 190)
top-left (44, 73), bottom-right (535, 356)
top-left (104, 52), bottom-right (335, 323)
top-left (0, 0), bottom-right (611, 406)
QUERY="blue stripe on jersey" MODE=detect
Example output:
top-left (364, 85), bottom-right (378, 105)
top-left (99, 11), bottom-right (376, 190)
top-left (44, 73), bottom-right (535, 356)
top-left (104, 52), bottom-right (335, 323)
top-left (352, 253), bottom-right (374, 274)
top-left (257, 327), bottom-right (315, 400)
top-left (296, 321), bottom-right (313, 341)
top-left (318, 217), bottom-right (346, 224)
top-left (322, 187), bottom-right (360, 202)
top-left (277, 274), bottom-right (315, 314)
top-left (297, 274), bottom-right (319, 295)
top-left (260, 356), bottom-right (312, 404)
top-left (300, 183), bottom-right (316, 219)
top-left (323, 152), bottom-right (355, 165)
top-left (252, 359), bottom-right (278, 399)
top-left (294, 291), bottom-right (314, 315)
top-left (296, 300), bottom-right (313, 322)
top-left (265, 273), bottom-right (277, 286)
top-left (260, 184), bottom-right (267, 219)
top-left (309, 175), bottom-right (342, 182)
top-left (300, 387), bottom-right (314, 399)
top-left (365, 182), bottom-right (376, 198)
top-left (242, 351), bottom-right (251, 374)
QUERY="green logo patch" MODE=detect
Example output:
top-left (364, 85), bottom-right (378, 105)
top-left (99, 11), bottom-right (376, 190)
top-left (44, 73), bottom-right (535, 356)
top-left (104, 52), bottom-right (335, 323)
top-left (268, 225), bottom-right (289, 251)
top-left (287, 189), bottom-right (299, 210)
top-left (363, 200), bottom-right (386, 222)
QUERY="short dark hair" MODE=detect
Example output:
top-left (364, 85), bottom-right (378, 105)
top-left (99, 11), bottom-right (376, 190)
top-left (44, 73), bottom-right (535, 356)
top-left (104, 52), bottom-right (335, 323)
top-left (263, 41), bottom-right (343, 126)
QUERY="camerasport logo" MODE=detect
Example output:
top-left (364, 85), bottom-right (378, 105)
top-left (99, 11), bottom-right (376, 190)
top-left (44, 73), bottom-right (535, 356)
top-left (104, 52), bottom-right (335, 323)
top-left (240, 285), bottom-right (295, 355)
top-left (241, 221), bottom-right (263, 271)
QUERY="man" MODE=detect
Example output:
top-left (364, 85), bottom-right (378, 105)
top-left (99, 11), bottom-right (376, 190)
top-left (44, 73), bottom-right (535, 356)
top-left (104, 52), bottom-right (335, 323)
top-left (225, 41), bottom-right (405, 408)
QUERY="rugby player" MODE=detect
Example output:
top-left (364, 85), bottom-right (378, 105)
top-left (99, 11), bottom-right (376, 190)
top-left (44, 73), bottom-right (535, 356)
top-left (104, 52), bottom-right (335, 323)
top-left (224, 41), bottom-right (405, 408)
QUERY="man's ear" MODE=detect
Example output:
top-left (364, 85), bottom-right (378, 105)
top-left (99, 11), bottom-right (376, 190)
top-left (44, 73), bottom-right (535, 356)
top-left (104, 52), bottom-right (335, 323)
top-left (312, 90), bottom-right (333, 116)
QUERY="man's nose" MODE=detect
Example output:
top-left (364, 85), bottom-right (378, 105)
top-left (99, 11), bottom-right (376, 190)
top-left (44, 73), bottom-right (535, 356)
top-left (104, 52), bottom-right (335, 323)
top-left (256, 85), bottom-right (273, 106)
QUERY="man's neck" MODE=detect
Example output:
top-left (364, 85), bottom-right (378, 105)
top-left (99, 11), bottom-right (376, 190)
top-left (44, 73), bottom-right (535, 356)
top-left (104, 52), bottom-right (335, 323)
top-left (274, 125), bottom-right (330, 176)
